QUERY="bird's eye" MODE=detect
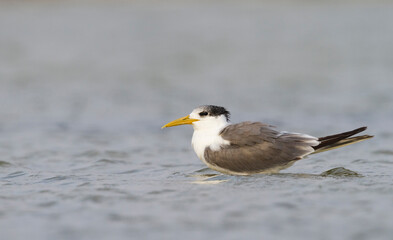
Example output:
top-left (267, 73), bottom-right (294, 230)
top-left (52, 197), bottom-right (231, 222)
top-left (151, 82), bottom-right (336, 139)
top-left (199, 111), bottom-right (208, 117)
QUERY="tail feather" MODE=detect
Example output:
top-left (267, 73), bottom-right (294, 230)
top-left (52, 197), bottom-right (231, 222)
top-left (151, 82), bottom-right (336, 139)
top-left (312, 127), bottom-right (373, 154)
top-left (317, 126), bottom-right (367, 142)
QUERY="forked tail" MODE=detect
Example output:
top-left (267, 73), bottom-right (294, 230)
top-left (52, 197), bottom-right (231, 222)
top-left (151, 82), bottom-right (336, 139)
top-left (312, 127), bottom-right (373, 154)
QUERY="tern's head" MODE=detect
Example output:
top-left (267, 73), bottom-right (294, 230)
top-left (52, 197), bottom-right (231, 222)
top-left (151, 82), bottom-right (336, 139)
top-left (162, 105), bottom-right (230, 130)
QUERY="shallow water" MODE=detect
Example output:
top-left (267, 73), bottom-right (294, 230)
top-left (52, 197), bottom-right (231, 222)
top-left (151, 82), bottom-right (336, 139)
top-left (1, 1), bottom-right (393, 240)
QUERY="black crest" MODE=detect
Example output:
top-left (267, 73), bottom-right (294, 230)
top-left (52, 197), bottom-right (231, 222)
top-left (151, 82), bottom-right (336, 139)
top-left (200, 105), bottom-right (231, 121)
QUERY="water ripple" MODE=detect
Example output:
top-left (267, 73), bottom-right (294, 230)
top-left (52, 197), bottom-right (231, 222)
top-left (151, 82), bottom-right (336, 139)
top-left (0, 161), bottom-right (11, 167)
top-left (104, 151), bottom-right (129, 158)
top-left (74, 150), bottom-right (101, 158)
top-left (2, 171), bottom-right (26, 179)
top-left (148, 189), bottom-right (176, 195)
top-left (116, 169), bottom-right (140, 174)
top-left (95, 159), bottom-right (127, 165)
top-left (41, 176), bottom-right (68, 183)
top-left (373, 150), bottom-right (393, 155)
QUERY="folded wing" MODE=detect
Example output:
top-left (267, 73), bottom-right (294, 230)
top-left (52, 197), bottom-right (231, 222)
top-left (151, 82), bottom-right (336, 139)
top-left (204, 122), bottom-right (319, 174)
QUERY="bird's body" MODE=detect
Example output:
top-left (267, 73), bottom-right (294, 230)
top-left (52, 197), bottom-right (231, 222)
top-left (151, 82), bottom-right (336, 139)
top-left (162, 105), bottom-right (373, 175)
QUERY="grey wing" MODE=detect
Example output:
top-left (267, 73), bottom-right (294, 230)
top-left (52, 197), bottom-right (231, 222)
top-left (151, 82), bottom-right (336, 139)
top-left (204, 122), bottom-right (319, 174)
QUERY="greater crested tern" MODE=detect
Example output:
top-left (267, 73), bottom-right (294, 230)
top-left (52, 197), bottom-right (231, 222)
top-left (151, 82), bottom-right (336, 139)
top-left (162, 105), bottom-right (373, 175)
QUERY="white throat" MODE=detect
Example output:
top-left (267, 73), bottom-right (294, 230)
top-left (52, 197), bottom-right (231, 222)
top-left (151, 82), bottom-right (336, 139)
top-left (191, 115), bottom-right (230, 163)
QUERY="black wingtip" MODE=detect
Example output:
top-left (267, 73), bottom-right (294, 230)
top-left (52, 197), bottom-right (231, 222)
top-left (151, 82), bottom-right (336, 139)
top-left (350, 126), bottom-right (367, 133)
top-left (315, 126), bottom-right (371, 150)
top-left (358, 126), bottom-right (367, 131)
top-left (351, 126), bottom-right (368, 136)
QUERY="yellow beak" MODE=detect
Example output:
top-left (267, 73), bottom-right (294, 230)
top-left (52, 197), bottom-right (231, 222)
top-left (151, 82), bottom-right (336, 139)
top-left (161, 115), bottom-right (199, 129)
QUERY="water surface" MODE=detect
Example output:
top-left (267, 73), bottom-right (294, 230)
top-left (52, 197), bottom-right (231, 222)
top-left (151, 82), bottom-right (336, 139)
top-left (0, 1), bottom-right (393, 240)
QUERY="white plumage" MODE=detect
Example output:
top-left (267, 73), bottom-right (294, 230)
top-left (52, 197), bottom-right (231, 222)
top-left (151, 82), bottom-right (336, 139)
top-left (190, 107), bottom-right (230, 166)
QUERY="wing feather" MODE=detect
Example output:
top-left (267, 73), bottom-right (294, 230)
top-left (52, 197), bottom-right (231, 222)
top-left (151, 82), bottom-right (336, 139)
top-left (204, 122), bottom-right (319, 174)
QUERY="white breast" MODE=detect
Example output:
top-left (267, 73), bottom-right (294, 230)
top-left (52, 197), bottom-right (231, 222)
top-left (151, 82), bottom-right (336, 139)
top-left (191, 126), bottom-right (230, 165)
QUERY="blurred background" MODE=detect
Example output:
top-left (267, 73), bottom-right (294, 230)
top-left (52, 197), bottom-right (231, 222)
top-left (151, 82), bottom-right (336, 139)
top-left (0, 1), bottom-right (392, 240)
